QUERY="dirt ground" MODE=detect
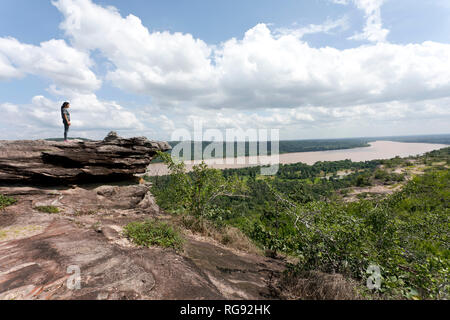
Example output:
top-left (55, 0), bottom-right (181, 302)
top-left (342, 163), bottom-right (429, 202)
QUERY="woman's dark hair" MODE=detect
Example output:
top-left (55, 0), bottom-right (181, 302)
top-left (61, 102), bottom-right (70, 109)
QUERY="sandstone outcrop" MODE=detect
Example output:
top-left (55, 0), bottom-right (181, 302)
top-left (0, 133), bottom-right (286, 301)
top-left (0, 132), bottom-right (171, 184)
top-left (0, 183), bottom-right (284, 300)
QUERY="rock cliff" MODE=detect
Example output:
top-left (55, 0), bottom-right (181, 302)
top-left (0, 132), bottom-right (171, 184)
top-left (0, 133), bottom-right (287, 301)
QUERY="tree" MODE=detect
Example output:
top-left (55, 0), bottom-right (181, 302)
top-left (155, 151), bottom-right (247, 218)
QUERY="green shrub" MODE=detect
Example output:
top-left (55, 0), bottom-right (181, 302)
top-left (35, 206), bottom-right (60, 213)
top-left (124, 220), bottom-right (183, 251)
top-left (278, 170), bottom-right (450, 299)
top-left (355, 174), bottom-right (372, 187)
top-left (0, 195), bottom-right (17, 210)
top-left (152, 151), bottom-right (247, 219)
top-left (246, 169), bottom-right (449, 299)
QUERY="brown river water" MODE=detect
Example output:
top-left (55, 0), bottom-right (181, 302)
top-left (146, 141), bottom-right (448, 176)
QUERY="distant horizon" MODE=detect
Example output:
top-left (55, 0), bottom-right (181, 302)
top-left (165, 133), bottom-right (450, 143)
top-left (30, 132), bottom-right (450, 143)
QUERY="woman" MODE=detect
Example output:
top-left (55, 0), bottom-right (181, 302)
top-left (61, 102), bottom-right (71, 142)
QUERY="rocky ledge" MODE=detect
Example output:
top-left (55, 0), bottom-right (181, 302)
top-left (0, 132), bottom-right (171, 184)
top-left (0, 133), bottom-right (289, 301)
top-left (0, 183), bottom-right (284, 300)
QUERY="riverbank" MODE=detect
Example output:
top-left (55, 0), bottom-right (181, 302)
top-left (147, 140), bottom-right (448, 176)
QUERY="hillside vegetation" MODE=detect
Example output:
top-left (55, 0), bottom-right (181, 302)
top-left (149, 147), bottom-right (449, 299)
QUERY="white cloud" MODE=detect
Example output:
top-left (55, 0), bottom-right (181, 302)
top-left (36, 93), bottom-right (144, 130)
top-left (212, 26), bottom-right (450, 109)
top-left (332, 0), bottom-right (389, 42)
top-left (275, 16), bottom-right (349, 39)
top-left (0, 53), bottom-right (22, 80)
top-left (0, 102), bottom-right (19, 114)
top-left (0, 37), bottom-right (100, 92)
top-left (53, 0), bottom-right (215, 100)
top-left (0, 92), bottom-right (144, 140)
top-left (50, 0), bottom-right (450, 115)
top-left (1, 0), bottom-right (449, 140)
top-left (349, 0), bottom-right (389, 42)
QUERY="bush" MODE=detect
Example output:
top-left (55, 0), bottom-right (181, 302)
top-left (0, 195), bottom-right (16, 210)
top-left (282, 170), bottom-right (450, 299)
top-left (355, 174), bottom-right (372, 187)
top-left (152, 151), bottom-right (247, 219)
top-left (124, 220), bottom-right (183, 251)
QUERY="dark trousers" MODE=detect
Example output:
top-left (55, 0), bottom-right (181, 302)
top-left (64, 123), bottom-right (70, 140)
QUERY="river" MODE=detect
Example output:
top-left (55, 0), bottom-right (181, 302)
top-left (146, 140), bottom-right (448, 176)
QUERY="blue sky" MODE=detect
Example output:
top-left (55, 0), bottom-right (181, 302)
top-left (2, 0), bottom-right (449, 45)
top-left (0, 0), bottom-right (449, 140)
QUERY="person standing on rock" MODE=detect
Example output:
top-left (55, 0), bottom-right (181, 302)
top-left (61, 102), bottom-right (71, 142)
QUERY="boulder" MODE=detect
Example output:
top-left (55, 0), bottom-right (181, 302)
top-left (0, 131), bottom-right (171, 184)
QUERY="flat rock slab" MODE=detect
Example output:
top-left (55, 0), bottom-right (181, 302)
top-left (0, 131), bottom-right (171, 184)
top-left (0, 220), bottom-right (224, 300)
top-left (0, 183), bottom-right (285, 300)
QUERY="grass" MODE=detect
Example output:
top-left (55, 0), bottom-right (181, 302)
top-left (0, 195), bottom-right (17, 210)
top-left (124, 220), bottom-right (184, 251)
top-left (35, 206), bottom-right (60, 213)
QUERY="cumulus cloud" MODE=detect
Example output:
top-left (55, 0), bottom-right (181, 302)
top-left (53, 0), bottom-right (215, 100)
top-left (212, 25), bottom-right (450, 109)
top-left (35, 93), bottom-right (143, 130)
top-left (0, 9), bottom-right (143, 139)
top-left (0, 92), bottom-right (144, 140)
top-left (0, 37), bottom-right (100, 92)
top-left (0, 54), bottom-right (22, 80)
top-left (184, 95), bottom-right (450, 139)
top-left (50, 0), bottom-right (450, 114)
top-left (0, 102), bottom-right (19, 115)
top-left (1, 0), bottom-right (449, 140)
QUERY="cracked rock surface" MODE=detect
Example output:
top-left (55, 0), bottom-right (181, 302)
top-left (0, 182), bottom-right (284, 300)
top-left (0, 131), bottom-right (171, 184)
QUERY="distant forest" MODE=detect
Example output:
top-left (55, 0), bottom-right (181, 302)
top-left (154, 134), bottom-right (450, 162)
top-left (163, 138), bottom-right (371, 161)
top-left (370, 134), bottom-right (450, 145)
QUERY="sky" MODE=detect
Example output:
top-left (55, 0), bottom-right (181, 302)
top-left (0, 0), bottom-right (449, 141)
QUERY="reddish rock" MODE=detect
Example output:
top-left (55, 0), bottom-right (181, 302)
top-left (0, 183), bottom-right (285, 300)
top-left (0, 131), bottom-right (171, 184)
